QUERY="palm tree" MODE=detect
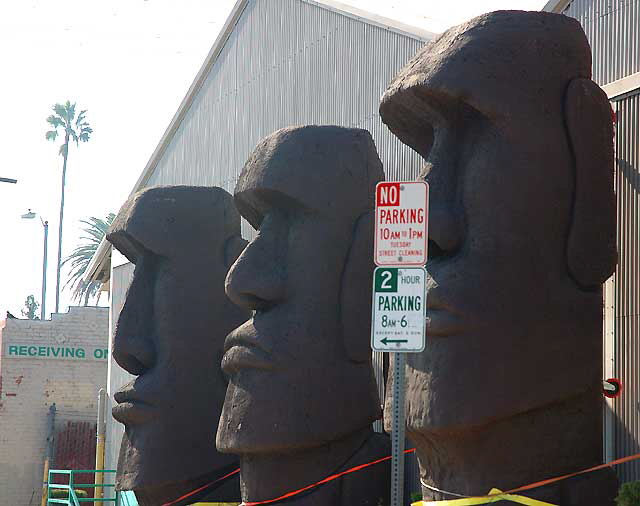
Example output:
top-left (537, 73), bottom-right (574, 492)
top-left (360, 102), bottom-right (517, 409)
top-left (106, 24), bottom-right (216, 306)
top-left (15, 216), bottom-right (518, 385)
top-left (62, 213), bottom-right (115, 306)
top-left (21, 295), bottom-right (40, 320)
top-left (46, 101), bottom-right (93, 313)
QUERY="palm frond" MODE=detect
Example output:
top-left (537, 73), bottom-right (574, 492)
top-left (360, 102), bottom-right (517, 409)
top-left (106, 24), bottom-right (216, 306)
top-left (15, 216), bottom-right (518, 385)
top-left (59, 143), bottom-right (68, 157)
top-left (66, 101), bottom-right (76, 122)
top-left (62, 212), bottom-right (114, 303)
top-left (76, 110), bottom-right (87, 127)
top-left (46, 115), bottom-right (64, 129)
top-left (45, 130), bottom-right (58, 141)
top-left (53, 103), bottom-right (68, 122)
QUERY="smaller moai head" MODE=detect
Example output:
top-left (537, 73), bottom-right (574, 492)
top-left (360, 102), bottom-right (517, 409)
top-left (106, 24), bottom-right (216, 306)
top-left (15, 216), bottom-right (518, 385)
top-left (217, 125), bottom-right (384, 454)
top-left (108, 186), bottom-right (248, 502)
top-left (379, 11), bottom-right (616, 433)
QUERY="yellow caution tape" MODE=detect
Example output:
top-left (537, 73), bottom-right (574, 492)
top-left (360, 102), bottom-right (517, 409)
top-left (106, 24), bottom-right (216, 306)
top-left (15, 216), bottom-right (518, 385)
top-left (413, 488), bottom-right (558, 506)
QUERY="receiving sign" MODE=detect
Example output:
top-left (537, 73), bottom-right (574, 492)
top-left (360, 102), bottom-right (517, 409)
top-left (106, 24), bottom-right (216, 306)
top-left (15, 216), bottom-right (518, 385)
top-left (371, 267), bottom-right (426, 352)
top-left (374, 181), bottom-right (429, 266)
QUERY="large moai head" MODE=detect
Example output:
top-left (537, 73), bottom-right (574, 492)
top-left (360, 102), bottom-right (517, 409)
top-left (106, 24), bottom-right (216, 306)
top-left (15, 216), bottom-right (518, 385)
top-left (217, 125), bottom-right (384, 454)
top-left (108, 186), bottom-right (249, 505)
top-left (379, 9), bottom-right (616, 494)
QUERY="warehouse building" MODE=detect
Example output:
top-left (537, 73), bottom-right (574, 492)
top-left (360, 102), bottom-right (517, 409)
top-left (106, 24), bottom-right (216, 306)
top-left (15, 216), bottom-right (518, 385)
top-left (544, 0), bottom-right (640, 484)
top-left (84, 0), bottom-right (434, 499)
top-left (0, 307), bottom-right (109, 506)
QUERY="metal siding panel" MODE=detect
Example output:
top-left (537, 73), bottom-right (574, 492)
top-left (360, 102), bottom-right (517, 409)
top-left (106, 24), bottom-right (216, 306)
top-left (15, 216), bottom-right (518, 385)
top-left (611, 90), bottom-right (640, 483)
top-left (145, 0), bottom-right (424, 192)
top-left (563, 0), bottom-right (640, 85)
top-left (144, 0), bottom-right (425, 237)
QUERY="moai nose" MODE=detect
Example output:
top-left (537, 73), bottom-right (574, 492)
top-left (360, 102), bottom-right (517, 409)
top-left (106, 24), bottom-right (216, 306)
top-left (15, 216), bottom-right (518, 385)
top-left (112, 256), bottom-right (156, 375)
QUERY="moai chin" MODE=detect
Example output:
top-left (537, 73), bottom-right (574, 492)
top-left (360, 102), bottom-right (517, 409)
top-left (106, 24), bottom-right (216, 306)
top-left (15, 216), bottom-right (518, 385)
top-left (108, 186), bottom-right (249, 505)
top-left (217, 125), bottom-right (391, 506)
top-left (379, 11), bottom-right (618, 505)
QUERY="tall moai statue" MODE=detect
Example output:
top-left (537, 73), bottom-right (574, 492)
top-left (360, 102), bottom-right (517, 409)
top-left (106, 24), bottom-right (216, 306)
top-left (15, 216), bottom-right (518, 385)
top-left (108, 186), bottom-right (249, 505)
top-left (216, 125), bottom-right (391, 505)
top-left (379, 11), bottom-right (618, 505)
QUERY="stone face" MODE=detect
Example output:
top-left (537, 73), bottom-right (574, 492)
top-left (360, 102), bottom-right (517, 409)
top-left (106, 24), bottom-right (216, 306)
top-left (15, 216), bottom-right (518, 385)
top-left (379, 11), bottom-right (617, 504)
top-left (107, 186), bottom-right (249, 505)
top-left (217, 125), bottom-right (390, 505)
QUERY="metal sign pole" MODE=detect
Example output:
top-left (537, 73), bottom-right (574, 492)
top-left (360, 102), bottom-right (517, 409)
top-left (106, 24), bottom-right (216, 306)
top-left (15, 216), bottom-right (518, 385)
top-left (391, 351), bottom-right (407, 506)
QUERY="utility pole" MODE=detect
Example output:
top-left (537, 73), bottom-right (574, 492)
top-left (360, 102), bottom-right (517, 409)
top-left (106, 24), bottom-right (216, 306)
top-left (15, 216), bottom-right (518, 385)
top-left (21, 210), bottom-right (49, 320)
top-left (41, 221), bottom-right (49, 320)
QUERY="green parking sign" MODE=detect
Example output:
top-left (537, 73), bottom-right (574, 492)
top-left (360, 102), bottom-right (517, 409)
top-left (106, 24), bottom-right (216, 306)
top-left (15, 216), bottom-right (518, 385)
top-left (371, 266), bottom-right (426, 352)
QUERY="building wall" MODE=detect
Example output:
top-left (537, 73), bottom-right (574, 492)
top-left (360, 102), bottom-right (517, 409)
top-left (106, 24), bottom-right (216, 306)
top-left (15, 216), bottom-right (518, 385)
top-left (143, 0), bottom-right (427, 238)
top-left (562, 0), bottom-right (640, 484)
top-left (0, 307), bottom-right (109, 506)
top-left (609, 89), bottom-right (640, 483)
top-left (562, 0), bottom-right (639, 86)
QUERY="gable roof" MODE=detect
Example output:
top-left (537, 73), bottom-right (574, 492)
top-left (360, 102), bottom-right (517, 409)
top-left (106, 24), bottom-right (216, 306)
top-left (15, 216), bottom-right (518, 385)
top-left (85, 0), bottom-right (435, 284)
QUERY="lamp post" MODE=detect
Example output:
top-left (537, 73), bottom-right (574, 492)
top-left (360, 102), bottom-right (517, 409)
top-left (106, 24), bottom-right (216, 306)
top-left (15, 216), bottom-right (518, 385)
top-left (21, 209), bottom-right (48, 320)
top-left (0, 177), bottom-right (18, 184)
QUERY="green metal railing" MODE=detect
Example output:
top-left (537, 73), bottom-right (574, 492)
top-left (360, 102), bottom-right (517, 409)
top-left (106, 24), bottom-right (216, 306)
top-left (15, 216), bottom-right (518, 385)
top-left (47, 469), bottom-right (119, 506)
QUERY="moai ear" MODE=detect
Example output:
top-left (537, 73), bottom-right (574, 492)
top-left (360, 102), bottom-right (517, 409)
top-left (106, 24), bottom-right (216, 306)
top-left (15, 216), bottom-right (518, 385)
top-left (224, 235), bottom-right (248, 270)
top-left (341, 212), bottom-right (375, 363)
top-left (564, 78), bottom-right (617, 289)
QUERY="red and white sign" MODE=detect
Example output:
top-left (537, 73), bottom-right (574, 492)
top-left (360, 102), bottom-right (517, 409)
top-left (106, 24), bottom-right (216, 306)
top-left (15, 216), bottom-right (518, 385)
top-left (374, 181), bottom-right (428, 266)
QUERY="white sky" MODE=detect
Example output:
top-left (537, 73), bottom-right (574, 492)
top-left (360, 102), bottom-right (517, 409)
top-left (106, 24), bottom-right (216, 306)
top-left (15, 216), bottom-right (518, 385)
top-left (0, 0), bottom-right (545, 319)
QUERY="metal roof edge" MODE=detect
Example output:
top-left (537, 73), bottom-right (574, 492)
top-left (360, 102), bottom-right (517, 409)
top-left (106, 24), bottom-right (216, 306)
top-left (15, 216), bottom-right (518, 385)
top-left (85, 239), bottom-right (112, 284)
top-left (303, 0), bottom-right (437, 42)
top-left (542, 0), bottom-right (572, 13)
top-left (602, 71), bottom-right (640, 100)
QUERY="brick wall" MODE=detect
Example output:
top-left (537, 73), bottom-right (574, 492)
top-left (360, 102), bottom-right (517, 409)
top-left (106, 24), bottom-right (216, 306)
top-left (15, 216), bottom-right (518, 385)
top-left (0, 307), bottom-right (108, 506)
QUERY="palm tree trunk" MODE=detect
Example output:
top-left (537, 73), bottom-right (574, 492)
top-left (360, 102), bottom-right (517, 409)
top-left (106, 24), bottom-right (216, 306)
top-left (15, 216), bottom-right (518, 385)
top-left (54, 135), bottom-right (69, 313)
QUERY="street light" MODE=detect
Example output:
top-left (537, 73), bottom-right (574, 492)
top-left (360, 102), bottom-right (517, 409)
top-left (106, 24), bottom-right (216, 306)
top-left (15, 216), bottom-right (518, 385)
top-left (1, 177), bottom-right (18, 184)
top-left (21, 209), bottom-right (48, 320)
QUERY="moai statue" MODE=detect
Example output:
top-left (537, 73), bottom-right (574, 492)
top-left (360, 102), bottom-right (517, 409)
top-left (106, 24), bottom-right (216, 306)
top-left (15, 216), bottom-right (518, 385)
top-left (108, 186), bottom-right (249, 505)
top-left (379, 11), bottom-right (618, 505)
top-left (216, 125), bottom-right (390, 505)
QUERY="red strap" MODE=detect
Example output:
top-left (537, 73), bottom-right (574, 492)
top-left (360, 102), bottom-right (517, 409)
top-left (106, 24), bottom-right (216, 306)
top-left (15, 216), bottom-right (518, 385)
top-left (241, 448), bottom-right (416, 505)
top-left (505, 452), bottom-right (640, 495)
top-left (161, 467), bottom-right (240, 506)
top-left (161, 449), bottom-right (640, 506)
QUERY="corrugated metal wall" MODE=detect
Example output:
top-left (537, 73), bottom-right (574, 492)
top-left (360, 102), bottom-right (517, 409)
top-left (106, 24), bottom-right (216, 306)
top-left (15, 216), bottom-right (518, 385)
top-left (562, 0), bottom-right (640, 86)
top-left (611, 90), bottom-right (640, 483)
top-left (144, 0), bottom-right (426, 240)
top-left (107, 0), bottom-right (429, 497)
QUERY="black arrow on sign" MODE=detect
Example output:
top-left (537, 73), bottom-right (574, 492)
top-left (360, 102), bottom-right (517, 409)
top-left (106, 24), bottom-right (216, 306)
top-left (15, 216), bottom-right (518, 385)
top-left (381, 338), bottom-right (408, 345)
